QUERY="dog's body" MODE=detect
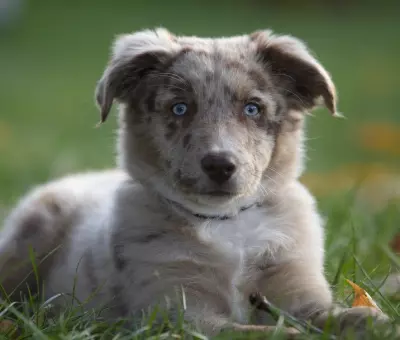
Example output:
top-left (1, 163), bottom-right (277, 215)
top-left (0, 28), bottom-right (389, 336)
top-left (1, 169), bottom-right (328, 330)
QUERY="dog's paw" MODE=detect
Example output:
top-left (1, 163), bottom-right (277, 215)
top-left (332, 307), bottom-right (392, 339)
top-left (338, 306), bottom-right (387, 327)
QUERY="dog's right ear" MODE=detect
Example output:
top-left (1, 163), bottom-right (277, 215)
top-left (95, 28), bottom-right (180, 123)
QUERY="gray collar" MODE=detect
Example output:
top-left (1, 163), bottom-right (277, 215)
top-left (166, 197), bottom-right (258, 220)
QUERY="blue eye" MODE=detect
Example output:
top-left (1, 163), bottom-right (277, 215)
top-left (243, 103), bottom-right (260, 117)
top-left (171, 103), bottom-right (188, 116)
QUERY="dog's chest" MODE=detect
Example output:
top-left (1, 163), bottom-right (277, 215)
top-left (197, 207), bottom-right (289, 260)
top-left (196, 207), bottom-right (290, 322)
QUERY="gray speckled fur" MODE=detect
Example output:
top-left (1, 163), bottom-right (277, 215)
top-left (0, 28), bottom-right (389, 337)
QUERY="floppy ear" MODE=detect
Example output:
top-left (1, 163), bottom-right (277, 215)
top-left (250, 30), bottom-right (339, 116)
top-left (95, 28), bottom-right (179, 123)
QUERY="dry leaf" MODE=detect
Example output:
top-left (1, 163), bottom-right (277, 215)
top-left (346, 279), bottom-right (382, 311)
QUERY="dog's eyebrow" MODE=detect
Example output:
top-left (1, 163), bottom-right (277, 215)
top-left (248, 69), bottom-right (269, 90)
top-left (248, 90), bottom-right (277, 108)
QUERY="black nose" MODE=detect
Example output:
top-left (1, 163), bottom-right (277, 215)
top-left (201, 152), bottom-right (237, 184)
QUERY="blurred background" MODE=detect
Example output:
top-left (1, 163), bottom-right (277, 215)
top-left (0, 0), bottom-right (399, 214)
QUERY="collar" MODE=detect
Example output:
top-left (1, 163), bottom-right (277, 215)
top-left (166, 198), bottom-right (258, 220)
top-left (192, 204), bottom-right (256, 220)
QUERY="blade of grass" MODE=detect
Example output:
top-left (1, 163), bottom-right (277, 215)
top-left (249, 293), bottom-right (336, 339)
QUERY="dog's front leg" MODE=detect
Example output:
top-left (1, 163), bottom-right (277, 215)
top-left (255, 260), bottom-right (390, 338)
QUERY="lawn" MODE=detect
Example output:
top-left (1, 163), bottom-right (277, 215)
top-left (0, 0), bottom-right (399, 338)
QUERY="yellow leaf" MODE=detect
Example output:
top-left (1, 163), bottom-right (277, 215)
top-left (346, 279), bottom-right (382, 312)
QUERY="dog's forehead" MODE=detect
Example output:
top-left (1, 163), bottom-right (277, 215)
top-left (166, 38), bottom-right (268, 94)
top-left (170, 34), bottom-right (254, 71)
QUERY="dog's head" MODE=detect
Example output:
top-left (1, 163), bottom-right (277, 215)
top-left (95, 28), bottom-right (337, 216)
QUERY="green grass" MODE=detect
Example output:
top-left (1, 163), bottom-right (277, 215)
top-left (0, 0), bottom-right (400, 339)
top-left (0, 198), bottom-right (399, 339)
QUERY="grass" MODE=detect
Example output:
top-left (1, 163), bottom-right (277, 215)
top-left (1, 195), bottom-right (399, 339)
top-left (0, 0), bottom-right (400, 339)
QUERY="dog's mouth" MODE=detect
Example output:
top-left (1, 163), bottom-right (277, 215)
top-left (175, 178), bottom-right (246, 200)
top-left (203, 190), bottom-right (234, 197)
top-left (178, 186), bottom-right (237, 198)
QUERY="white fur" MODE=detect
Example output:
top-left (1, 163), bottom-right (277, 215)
top-left (196, 208), bottom-right (295, 322)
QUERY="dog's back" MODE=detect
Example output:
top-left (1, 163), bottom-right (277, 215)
top-left (0, 169), bottom-right (128, 301)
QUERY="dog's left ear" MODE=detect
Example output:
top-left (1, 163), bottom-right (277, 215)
top-left (250, 30), bottom-right (338, 116)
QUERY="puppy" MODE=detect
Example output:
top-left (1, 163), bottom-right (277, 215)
top-left (0, 28), bottom-right (389, 337)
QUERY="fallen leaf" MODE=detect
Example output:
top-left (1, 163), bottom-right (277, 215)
top-left (346, 279), bottom-right (382, 311)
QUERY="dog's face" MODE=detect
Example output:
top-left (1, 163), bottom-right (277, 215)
top-left (96, 28), bottom-right (337, 213)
